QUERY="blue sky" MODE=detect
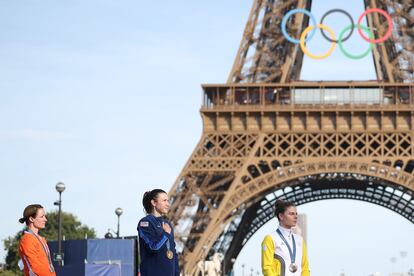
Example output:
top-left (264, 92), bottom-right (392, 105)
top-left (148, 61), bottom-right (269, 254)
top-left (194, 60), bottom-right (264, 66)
top-left (1, 1), bottom-right (413, 275)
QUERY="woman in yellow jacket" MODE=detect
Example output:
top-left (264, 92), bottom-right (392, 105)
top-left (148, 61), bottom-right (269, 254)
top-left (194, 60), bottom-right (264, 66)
top-left (261, 200), bottom-right (310, 276)
top-left (18, 204), bottom-right (56, 276)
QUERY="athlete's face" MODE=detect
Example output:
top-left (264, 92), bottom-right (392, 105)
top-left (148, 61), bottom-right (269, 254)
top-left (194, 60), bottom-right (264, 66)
top-left (30, 208), bottom-right (48, 230)
top-left (152, 192), bottom-right (170, 216)
top-left (278, 206), bottom-right (297, 229)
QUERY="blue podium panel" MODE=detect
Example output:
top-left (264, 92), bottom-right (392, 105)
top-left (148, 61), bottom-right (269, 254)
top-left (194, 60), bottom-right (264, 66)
top-left (48, 239), bottom-right (135, 276)
top-left (48, 240), bottom-right (87, 268)
top-left (55, 264), bottom-right (85, 276)
top-left (87, 239), bottom-right (134, 276)
top-left (85, 263), bottom-right (121, 276)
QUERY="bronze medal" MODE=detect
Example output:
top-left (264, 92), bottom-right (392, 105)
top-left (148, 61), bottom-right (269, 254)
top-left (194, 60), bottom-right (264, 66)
top-left (166, 250), bottom-right (174, 260)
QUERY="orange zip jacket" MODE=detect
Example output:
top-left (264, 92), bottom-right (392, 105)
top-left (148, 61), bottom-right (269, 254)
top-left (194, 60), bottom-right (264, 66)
top-left (19, 231), bottom-right (56, 276)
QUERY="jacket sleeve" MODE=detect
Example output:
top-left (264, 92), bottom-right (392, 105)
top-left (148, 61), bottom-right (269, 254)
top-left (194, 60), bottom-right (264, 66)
top-left (137, 218), bottom-right (167, 251)
top-left (301, 240), bottom-right (310, 276)
top-left (19, 235), bottom-right (50, 276)
top-left (261, 235), bottom-right (277, 276)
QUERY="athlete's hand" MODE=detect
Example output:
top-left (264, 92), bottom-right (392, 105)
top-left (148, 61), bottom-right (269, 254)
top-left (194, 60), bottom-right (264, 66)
top-left (163, 222), bottom-right (171, 234)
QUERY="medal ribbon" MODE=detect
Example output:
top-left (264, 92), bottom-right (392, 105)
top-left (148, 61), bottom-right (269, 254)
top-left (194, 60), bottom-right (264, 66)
top-left (160, 218), bottom-right (171, 252)
top-left (27, 230), bottom-right (55, 272)
top-left (162, 218), bottom-right (173, 259)
top-left (166, 239), bottom-right (171, 251)
top-left (276, 229), bottom-right (296, 264)
top-left (165, 232), bottom-right (174, 260)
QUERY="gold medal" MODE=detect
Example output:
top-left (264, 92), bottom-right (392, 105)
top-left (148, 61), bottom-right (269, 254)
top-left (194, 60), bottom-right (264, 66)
top-left (166, 250), bottom-right (174, 260)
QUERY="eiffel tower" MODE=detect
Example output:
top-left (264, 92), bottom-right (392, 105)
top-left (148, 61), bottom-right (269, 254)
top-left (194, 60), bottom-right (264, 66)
top-left (167, 0), bottom-right (414, 274)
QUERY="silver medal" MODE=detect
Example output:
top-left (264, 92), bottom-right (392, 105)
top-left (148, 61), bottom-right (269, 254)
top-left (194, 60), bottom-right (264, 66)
top-left (289, 263), bottom-right (298, 273)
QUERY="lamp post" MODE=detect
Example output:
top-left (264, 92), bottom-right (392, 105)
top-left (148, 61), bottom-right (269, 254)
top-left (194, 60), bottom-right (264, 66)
top-left (400, 251), bottom-right (407, 272)
top-left (230, 258), bottom-right (236, 276)
top-left (115, 207), bottom-right (123, 238)
top-left (390, 257), bottom-right (397, 274)
top-left (54, 182), bottom-right (65, 265)
top-left (222, 255), bottom-right (226, 276)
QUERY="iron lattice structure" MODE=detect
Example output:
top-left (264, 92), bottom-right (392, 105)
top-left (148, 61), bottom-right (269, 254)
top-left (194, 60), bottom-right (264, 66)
top-left (167, 0), bottom-right (414, 275)
top-left (228, 0), bottom-right (414, 83)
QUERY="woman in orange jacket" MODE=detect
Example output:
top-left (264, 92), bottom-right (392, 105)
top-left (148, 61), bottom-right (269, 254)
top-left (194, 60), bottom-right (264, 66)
top-left (18, 204), bottom-right (56, 276)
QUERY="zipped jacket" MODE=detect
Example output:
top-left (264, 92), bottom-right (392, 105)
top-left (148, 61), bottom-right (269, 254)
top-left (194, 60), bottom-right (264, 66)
top-left (19, 231), bottom-right (56, 276)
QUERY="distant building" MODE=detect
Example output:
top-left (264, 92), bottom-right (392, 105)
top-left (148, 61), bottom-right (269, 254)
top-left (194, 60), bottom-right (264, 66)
top-left (293, 213), bottom-right (307, 243)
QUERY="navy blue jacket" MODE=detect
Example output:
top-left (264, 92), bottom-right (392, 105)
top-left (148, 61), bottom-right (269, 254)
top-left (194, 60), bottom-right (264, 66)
top-left (137, 215), bottom-right (179, 276)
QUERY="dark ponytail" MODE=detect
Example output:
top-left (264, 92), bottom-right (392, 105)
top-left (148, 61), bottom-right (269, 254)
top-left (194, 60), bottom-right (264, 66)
top-left (142, 189), bottom-right (167, 214)
top-left (19, 204), bottom-right (44, 225)
top-left (274, 200), bottom-right (295, 221)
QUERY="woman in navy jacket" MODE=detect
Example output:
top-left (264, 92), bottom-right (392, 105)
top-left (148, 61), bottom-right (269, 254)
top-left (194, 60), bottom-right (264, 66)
top-left (137, 189), bottom-right (179, 276)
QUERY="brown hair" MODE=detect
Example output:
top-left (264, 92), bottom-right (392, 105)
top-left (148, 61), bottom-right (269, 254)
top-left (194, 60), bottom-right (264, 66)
top-left (274, 200), bottom-right (295, 221)
top-left (142, 189), bottom-right (166, 214)
top-left (19, 204), bottom-right (44, 225)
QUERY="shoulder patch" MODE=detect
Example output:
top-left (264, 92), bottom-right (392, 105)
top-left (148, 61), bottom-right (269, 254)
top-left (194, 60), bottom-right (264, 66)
top-left (140, 221), bottom-right (149, 227)
top-left (262, 244), bottom-right (267, 251)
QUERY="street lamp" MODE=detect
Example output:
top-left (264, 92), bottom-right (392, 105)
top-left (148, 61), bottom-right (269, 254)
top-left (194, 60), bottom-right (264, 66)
top-left (222, 255), bottom-right (226, 276)
top-left (115, 207), bottom-right (123, 238)
top-left (104, 229), bottom-right (114, 239)
top-left (401, 251), bottom-right (407, 272)
top-left (230, 258), bottom-right (236, 276)
top-left (54, 182), bottom-right (65, 266)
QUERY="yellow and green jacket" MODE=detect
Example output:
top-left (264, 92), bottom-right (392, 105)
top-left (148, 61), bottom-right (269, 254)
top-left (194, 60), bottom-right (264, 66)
top-left (261, 229), bottom-right (310, 276)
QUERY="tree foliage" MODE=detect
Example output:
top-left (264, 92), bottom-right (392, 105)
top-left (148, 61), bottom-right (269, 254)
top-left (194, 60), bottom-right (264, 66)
top-left (2, 210), bottom-right (96, 273)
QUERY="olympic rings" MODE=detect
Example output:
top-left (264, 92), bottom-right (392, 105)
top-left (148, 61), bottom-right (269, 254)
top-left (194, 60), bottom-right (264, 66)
top-left (300, 24), bottom-right (336, 60)
top-left (338, 25), bottom-right (374, 60)
top-left (281, 8), bottom-right (392, 59)
top-left (320, 9), bottom-right (354, 43)
top-left (357, 8), bottom-right (393, 43)
top-left (281, 9), bottom-right (317, 44)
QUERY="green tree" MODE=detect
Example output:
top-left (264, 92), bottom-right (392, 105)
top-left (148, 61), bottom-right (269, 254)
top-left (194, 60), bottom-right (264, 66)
top-left (3, 232), bottom-right (23, 275)
top-left (2, 211), bottom-right (96, 273)
top-left (0, 270), bottom-right (21, 276)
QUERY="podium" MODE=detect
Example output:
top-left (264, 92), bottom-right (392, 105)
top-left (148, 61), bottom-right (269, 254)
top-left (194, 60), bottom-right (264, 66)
top-left (48, 239), bottom-right (135, 276)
